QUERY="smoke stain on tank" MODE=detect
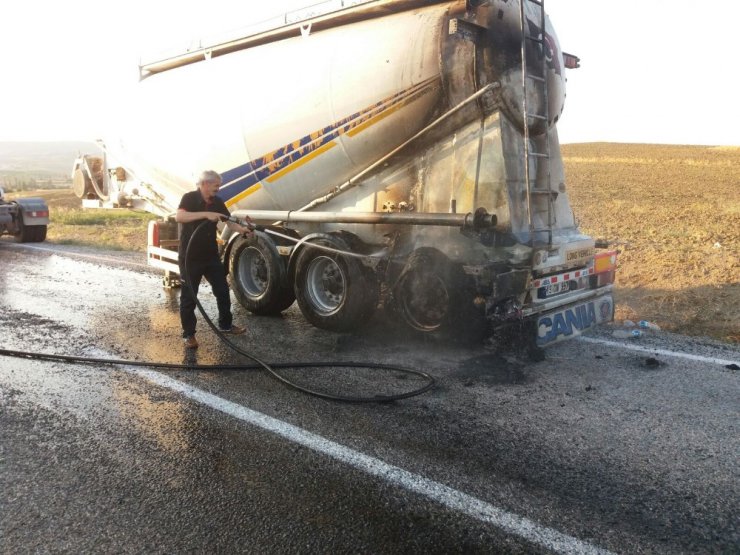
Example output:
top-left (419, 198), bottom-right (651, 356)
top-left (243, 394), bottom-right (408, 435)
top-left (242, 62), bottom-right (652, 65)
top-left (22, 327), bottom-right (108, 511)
top-left (456, 354), bottom-right (530, 385)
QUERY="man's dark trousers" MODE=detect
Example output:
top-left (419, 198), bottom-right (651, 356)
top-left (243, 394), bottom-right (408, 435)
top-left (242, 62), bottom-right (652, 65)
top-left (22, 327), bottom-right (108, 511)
top-left (179, 256), bottom-right (232, 337)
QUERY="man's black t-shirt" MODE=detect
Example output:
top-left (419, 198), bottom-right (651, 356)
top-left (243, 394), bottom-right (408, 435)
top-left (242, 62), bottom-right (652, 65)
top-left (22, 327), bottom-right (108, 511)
top-left (178, 190), bottom-right (230, 262)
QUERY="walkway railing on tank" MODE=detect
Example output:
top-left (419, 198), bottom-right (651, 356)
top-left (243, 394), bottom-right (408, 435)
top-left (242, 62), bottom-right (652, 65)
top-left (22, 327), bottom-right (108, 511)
top-left (139, 0), bottom-right (443, 78)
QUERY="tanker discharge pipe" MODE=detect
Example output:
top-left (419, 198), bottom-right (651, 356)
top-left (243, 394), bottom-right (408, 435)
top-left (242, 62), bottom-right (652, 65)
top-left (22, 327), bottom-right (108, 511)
top-left (231, 208), bottom-right (496, 230)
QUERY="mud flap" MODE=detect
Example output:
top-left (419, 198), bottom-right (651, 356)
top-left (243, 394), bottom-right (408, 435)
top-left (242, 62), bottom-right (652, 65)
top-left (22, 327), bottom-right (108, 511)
top-left (536, 294), bottom-right (614, 347)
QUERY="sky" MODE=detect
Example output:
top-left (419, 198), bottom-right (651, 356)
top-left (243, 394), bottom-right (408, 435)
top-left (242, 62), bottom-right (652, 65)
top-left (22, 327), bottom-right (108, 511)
top-left (0, 0), bottom-right (737, 146)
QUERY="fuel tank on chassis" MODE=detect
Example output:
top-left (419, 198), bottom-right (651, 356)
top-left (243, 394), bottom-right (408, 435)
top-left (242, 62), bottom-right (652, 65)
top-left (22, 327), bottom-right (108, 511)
top-left (108, 0), bottom-right (572, 248)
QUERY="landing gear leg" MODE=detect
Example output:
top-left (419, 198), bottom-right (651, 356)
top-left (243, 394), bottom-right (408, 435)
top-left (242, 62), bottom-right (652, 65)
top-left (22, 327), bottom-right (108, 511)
top-left (163, 270), bottom-right (181, 289)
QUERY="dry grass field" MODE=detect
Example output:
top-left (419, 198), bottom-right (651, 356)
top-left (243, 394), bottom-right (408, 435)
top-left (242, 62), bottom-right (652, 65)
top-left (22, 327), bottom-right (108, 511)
top-left (6, 188), bottom-right (157, 251)
top-left (6, 143), bottom-right (738, 343)
top-left (563, 143), bottom-right (739, 343)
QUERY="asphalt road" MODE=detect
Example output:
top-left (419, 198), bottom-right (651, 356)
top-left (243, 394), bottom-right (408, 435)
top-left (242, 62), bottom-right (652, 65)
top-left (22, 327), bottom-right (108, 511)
top-left (1, 240), bottom-right (738, 554)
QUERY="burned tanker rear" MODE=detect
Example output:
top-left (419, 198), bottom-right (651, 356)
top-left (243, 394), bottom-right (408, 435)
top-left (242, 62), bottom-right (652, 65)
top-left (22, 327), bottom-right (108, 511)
top-left (73, 0), bottom-right (616, 347)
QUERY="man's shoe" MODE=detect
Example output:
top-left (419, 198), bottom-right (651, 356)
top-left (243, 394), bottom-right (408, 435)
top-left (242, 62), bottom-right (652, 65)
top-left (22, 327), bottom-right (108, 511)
top-left (220, 324), bottom-right (246, 335)
top-left (184, 335), bottom-right (199, 349)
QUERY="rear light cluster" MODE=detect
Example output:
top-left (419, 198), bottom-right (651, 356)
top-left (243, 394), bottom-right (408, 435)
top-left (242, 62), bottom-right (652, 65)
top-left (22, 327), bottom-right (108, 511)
top-left (591, 250), bottom-right (617, 287)
top-left (29, 210), bottom-right (49, 218)
top-left (563, 52), bottom-right (580, 69)
top-left (148, 220), bottom-right (161, 247)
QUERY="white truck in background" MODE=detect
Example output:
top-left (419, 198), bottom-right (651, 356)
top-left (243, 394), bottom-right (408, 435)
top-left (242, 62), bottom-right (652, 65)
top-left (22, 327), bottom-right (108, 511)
top-left (0, 187), bottom-right (49, 243)
top-left (71, 0), bottom-right (617, 348)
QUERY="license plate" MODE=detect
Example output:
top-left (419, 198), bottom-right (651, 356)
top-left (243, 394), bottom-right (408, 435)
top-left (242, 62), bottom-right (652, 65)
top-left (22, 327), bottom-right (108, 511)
top-left (537, 280), bottom-right (571, 299)
top-left (536, 294), bottom-right (614, 346)
top-left (546, 281), bottom-right (569, 296)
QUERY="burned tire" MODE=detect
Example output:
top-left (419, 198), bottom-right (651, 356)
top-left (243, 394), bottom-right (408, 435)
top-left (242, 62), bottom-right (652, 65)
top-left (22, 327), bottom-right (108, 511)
top-left (390, 247), bottom-right (483, 340)
top-left (391, 248), bottom-right (454, 332)
top-left (229, 232), bottom-right (294, 315)
top-left (293, 236), bottom-right (378, 332)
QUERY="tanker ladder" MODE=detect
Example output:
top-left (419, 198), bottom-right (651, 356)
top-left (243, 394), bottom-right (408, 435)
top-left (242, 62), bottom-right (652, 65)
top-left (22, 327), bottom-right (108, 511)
top-left (519, 0), bottom-right (555, 247)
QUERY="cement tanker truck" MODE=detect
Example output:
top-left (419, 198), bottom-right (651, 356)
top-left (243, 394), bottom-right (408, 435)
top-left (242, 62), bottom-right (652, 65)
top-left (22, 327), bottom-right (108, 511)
top-left (72, 0), bottom-right (616, 347)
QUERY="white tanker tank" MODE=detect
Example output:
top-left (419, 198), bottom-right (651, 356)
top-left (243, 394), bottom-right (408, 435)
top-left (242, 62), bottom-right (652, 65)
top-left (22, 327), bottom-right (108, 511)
top-left (72, 0), bottom-right (617, 348)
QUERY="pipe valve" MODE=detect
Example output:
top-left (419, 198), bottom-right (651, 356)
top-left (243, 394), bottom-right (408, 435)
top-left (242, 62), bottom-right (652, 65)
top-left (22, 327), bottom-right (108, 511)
top-left (466, 207), bottom-right (497, 230)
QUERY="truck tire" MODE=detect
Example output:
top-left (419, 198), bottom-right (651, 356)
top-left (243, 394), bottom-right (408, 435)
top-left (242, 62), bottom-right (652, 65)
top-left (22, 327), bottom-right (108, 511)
top-left (229, 232), bottom-right (295, 315)
top-left (31, 225), bottom-right (47, 242)
top-left (389, 247), bottom-right (482, 338)
top-left (293, 236), bottom-right (378, 332)
top-left (13, 213), bottom-right (32, 243)
top-left (12, 212), bottom-right (47, 243)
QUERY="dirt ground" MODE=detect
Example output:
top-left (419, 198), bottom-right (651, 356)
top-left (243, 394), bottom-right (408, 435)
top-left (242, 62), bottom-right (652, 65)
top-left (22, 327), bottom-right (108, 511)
top-left (563, 143), bottom-right (739, 343)
top-left (7, 143), bottom-right (739, 343)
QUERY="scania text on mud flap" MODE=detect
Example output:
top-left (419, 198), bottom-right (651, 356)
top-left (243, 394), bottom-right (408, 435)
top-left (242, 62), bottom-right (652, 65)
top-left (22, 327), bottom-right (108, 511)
top-left (70, 0), bottom-right (616, 347)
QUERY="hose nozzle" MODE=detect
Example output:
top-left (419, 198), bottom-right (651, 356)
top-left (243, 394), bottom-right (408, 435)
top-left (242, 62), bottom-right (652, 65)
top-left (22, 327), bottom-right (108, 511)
top-left (225, 215), bottom-right (262, 232)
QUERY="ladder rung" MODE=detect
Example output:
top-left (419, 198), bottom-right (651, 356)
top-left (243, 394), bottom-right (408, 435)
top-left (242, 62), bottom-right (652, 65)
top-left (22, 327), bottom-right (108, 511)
top-left (521, 0), bottom-right (551, 243)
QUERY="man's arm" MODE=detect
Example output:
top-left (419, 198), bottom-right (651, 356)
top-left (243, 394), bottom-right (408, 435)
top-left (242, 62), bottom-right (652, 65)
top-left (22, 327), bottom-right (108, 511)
top-left (213, 200), bottom-right (253, 235)
top-left (177, 208), bottom-right (252, 235)
top-left (175, 209), bottom-right (223, 223)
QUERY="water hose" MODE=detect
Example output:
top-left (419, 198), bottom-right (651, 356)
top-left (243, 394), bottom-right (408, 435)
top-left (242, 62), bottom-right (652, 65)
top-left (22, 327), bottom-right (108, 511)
top-left (0, 219), bottom-right (435, 403)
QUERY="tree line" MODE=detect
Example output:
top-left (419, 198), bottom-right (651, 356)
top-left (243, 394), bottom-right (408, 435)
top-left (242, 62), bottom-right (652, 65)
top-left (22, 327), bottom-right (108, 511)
top-left (0, 174), bottom-right (71, 192)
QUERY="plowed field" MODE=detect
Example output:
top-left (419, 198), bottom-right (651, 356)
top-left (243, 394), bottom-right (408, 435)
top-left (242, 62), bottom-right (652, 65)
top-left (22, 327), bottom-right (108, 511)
top-left (563, 143), bottom-right (739, 343)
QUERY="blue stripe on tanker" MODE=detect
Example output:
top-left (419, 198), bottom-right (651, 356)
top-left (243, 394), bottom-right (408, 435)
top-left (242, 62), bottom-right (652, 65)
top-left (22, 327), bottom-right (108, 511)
top-left (217, 77), bottom-right (438, 205)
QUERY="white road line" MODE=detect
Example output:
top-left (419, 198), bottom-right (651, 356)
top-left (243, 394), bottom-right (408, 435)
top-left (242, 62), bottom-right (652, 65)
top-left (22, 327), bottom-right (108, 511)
top-left (1, 242), bottom-right (149, 269)
top-left (130, 367), bottom-right (613, 555)
top-left (580, 337), bottom-right (738, 367)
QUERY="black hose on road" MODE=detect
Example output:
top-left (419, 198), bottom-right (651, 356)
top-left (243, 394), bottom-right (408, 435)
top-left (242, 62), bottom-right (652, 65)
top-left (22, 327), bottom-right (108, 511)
top-left (0, 220), bottom-right (435, 403)
top-left (0, 347), bottom-right (434, 403)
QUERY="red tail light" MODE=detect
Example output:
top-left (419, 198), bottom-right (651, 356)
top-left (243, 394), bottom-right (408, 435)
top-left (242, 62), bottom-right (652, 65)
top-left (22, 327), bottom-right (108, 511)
top-left (148, 220), bottom-right (161, 248)
top-left (563, 52), bottom-right (580, 69)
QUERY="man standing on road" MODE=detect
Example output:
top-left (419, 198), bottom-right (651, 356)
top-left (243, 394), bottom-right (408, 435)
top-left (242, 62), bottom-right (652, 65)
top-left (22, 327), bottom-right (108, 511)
top-left (176, 170), bottom-right (252, 349)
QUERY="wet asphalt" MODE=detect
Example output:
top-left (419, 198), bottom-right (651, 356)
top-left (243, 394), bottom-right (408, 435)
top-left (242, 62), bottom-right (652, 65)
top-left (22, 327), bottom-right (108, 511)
top-left (0, 240), bottom-right (738, 554)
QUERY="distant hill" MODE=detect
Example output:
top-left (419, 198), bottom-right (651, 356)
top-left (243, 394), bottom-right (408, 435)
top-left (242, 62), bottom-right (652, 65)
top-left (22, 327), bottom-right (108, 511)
top-left (0, 141), bottom-right (102, 176)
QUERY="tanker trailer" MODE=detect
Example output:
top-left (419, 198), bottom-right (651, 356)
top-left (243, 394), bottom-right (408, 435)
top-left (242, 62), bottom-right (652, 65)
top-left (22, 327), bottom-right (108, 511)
top-left (72, 0), bottom-right (616, 347)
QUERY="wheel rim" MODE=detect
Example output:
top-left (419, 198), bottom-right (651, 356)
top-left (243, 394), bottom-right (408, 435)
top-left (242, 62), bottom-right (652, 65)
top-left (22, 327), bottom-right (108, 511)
top-left (237, 246), bottom-right (269, 298)
top-left (398, 270), bottom-right (449, 331)
top-left (305, 255), bottom-right (346, 315)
